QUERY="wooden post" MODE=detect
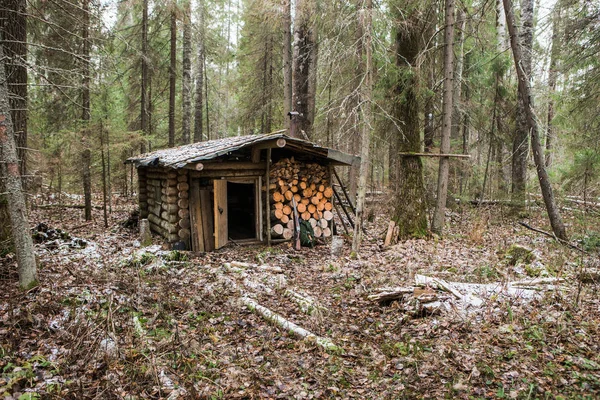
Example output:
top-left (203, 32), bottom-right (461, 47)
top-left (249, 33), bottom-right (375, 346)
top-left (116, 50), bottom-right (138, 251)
top-left (140, 218), bottom-right (152, 246)
top-left (265, 148), bottom-right (272, 246)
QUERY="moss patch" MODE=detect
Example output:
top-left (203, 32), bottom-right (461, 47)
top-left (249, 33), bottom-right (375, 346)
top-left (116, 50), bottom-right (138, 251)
top-left (505, 245), bottom-right (534, 266)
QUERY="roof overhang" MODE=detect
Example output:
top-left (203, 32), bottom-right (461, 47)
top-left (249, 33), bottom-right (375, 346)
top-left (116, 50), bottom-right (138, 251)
top-left (126, 132), bottom-right (360, 169)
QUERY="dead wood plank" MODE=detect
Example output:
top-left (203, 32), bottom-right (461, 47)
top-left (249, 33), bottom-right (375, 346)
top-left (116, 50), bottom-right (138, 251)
top-left (384, 220), bottom-right (396, 247)
top-left (189, 179), bottom-right (203, 251)
top-left (398, 152), bottom-right (471, 158)
top-left (368, 287), bottom-right (414, 302)
top-left (200, 188), bottom-right (214, 251)
top-left (214, 179), bottom-right (228, 249)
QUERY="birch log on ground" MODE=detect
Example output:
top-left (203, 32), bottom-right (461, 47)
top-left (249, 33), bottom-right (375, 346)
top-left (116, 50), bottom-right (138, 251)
top-left (0, 41), bottom-right (38, 290)
top-left (241, 297), bottom-right (341, 352)
top-left (284, 289), bottom-right (327, 315)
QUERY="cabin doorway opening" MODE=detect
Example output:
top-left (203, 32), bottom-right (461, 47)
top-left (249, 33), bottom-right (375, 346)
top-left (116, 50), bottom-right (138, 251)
top-left (227, 181), bottom-right (256, 240)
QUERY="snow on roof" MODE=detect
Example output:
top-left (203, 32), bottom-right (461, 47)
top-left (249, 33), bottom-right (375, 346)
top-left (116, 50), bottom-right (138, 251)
top-left (126, 132), bottom-right (359, 169)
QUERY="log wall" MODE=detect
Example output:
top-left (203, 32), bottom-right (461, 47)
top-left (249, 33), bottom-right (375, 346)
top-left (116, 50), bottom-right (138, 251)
top-left (138, 156), bottom-right (334, 249)
top-left (139, 167), bottom-right (190, 246)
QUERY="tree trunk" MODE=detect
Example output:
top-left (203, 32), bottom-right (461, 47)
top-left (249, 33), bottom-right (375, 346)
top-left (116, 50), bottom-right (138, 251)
top-left (451, 8), bottom-right (466, 141)
top-left (282, 0), bottom-right (292, 130)
top-left (292, 0), bottom-right (315, 139)
top-left (423, 71), bottom-right (435, 151)
top-left (390, 5), bottom-right (430, 239)
top-left (432, 0), bottom-right (456, 235)
top-left (423, 17), bottom-right (437, 153)
top-left (306, 2), bottom-right (319, 140)
top-left (503, 0), bottom-right (567, 240)
top-left (545, 5), bottom-right (560, 168)
top-left (140, 0), bottom-right (149, 152)
top-left (81, 0), bottom-right (92, 221)
top-left (168, 6), bottom-right (177, 148)
top-left (459, 52), bottom-right (471, 195)
top-left (510, 0), bottom-right (533, 206)
top-left (347, 6), bottom-right (364, 207)
top-left (0, 41), bottom-right (37, 289)
top-left (352, 0), bottom-right (373, 253)
top-left (100, 121), bottom-right (108, 228)
top-left (0, 0), bottom-right (27, 176)
top-left (182, 0), bottom-right (192, 144)
top-left (494, 0), bottom-right (509, 194)
top-left (194, 0), bottom-right (205, 142)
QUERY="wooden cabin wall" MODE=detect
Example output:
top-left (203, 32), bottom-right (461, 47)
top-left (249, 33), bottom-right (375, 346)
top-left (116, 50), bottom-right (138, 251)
top-left (139, 169), bottom-right (148, 218)
top-left (138, 167), bottom-right (190, 247)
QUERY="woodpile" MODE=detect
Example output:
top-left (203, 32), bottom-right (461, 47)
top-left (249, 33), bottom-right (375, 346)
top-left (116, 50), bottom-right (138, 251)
top-left (139, 167), bottom-right (189, 244)
top-left (268, 157), bottom-right (334, 239)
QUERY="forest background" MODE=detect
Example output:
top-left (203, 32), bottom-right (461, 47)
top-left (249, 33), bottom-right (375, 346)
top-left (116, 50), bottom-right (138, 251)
top-left (0, 0), bottom-right (599, 261)
top-left (3, 0), bottom-right (600, 397)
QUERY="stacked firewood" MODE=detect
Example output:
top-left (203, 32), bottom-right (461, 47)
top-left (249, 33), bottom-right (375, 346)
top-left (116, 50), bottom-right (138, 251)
top-left (268, 157), bottom-right (334, 239)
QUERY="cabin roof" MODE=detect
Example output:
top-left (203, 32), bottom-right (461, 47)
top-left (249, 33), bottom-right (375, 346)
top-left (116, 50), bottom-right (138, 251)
top-left (126, 131), bottom-right (359, 169)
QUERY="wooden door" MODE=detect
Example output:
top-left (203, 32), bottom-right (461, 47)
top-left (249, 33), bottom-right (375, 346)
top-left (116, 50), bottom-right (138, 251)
top-left (189, 180), bottom-right (215, 252)
top-left (189, 179), bottom-right (203, 251)
top-left (213, 179), bottom-right (228, 249)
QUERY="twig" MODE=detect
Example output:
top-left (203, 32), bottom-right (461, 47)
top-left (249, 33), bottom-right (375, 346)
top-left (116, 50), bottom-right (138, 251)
top-left (518, 221), bottom-right (588, 254)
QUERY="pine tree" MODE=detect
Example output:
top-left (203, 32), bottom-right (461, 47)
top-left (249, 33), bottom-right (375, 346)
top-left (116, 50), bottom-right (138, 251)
top-left (432, 0), bottom-right (456, 235)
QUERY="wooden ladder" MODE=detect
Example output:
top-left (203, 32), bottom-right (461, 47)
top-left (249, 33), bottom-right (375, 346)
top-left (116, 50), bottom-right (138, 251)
top-left (331, 167), bottom-right (357, 235)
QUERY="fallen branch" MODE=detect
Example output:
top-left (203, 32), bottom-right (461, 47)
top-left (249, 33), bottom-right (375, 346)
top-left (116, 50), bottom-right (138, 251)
top-left (468, 199), bottom-right (513, 206)
top-left (414, 275), bottom-right (464, 300)
top-left (241, 297), bottom-right (341, 353)
top-left (367, 287), bottom-right (413, 302)
top-left (510, 277), bottom-right (566, 288)
top-left (370, 274), bottom-right (557, 314)
top-left (518, 221), bottom-right (588, 254)
top-left (229, 261), bottom-right (284, 273)
top-left (285, 290), bottom-right (327, 315)
top-left (36, 203), bottom-right (103, 210)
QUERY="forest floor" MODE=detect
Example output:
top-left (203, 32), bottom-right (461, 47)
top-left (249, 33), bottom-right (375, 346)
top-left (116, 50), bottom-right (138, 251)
top-left (1, 194), bottom-right (600, 399)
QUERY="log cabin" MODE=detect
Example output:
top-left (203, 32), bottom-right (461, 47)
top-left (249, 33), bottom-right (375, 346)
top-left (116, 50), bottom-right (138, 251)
top-left (126, 132), bottom-right (359, 251)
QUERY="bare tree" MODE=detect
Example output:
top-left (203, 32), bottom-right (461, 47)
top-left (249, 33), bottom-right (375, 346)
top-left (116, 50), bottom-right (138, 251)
top-left (451, 9), bottom-right (466, 139)
top-left (503, 0), bottom-right (567, 240)
top-left (0, 40), bottom-right (37, 289)
top-left (352, 0), bottom-right (373, 253)
top-left (140, 0), bottom-right (149, 152)
top-left (545, 4), bottom-right (561, 168)
top-left (0, 0), bottom-right (27, 175)
top-left (389, 1), bottom-right (432, 239)
top-left (432, 0), bottom-right (456, 235)
top-left (292, 0), bottom-right (316, 139)
top-left (182, 0), bottom-right (192, 144)
top-left (194, 0), bottom-right (205, 142)
top-left (282, 0), bottom-right (292, 130)
top-left (81, 0), bottom-right (92, 221)
top-left (511, 0), bottom-right (533, 206)
top-left (168, 4), bottom-right (177, 148)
